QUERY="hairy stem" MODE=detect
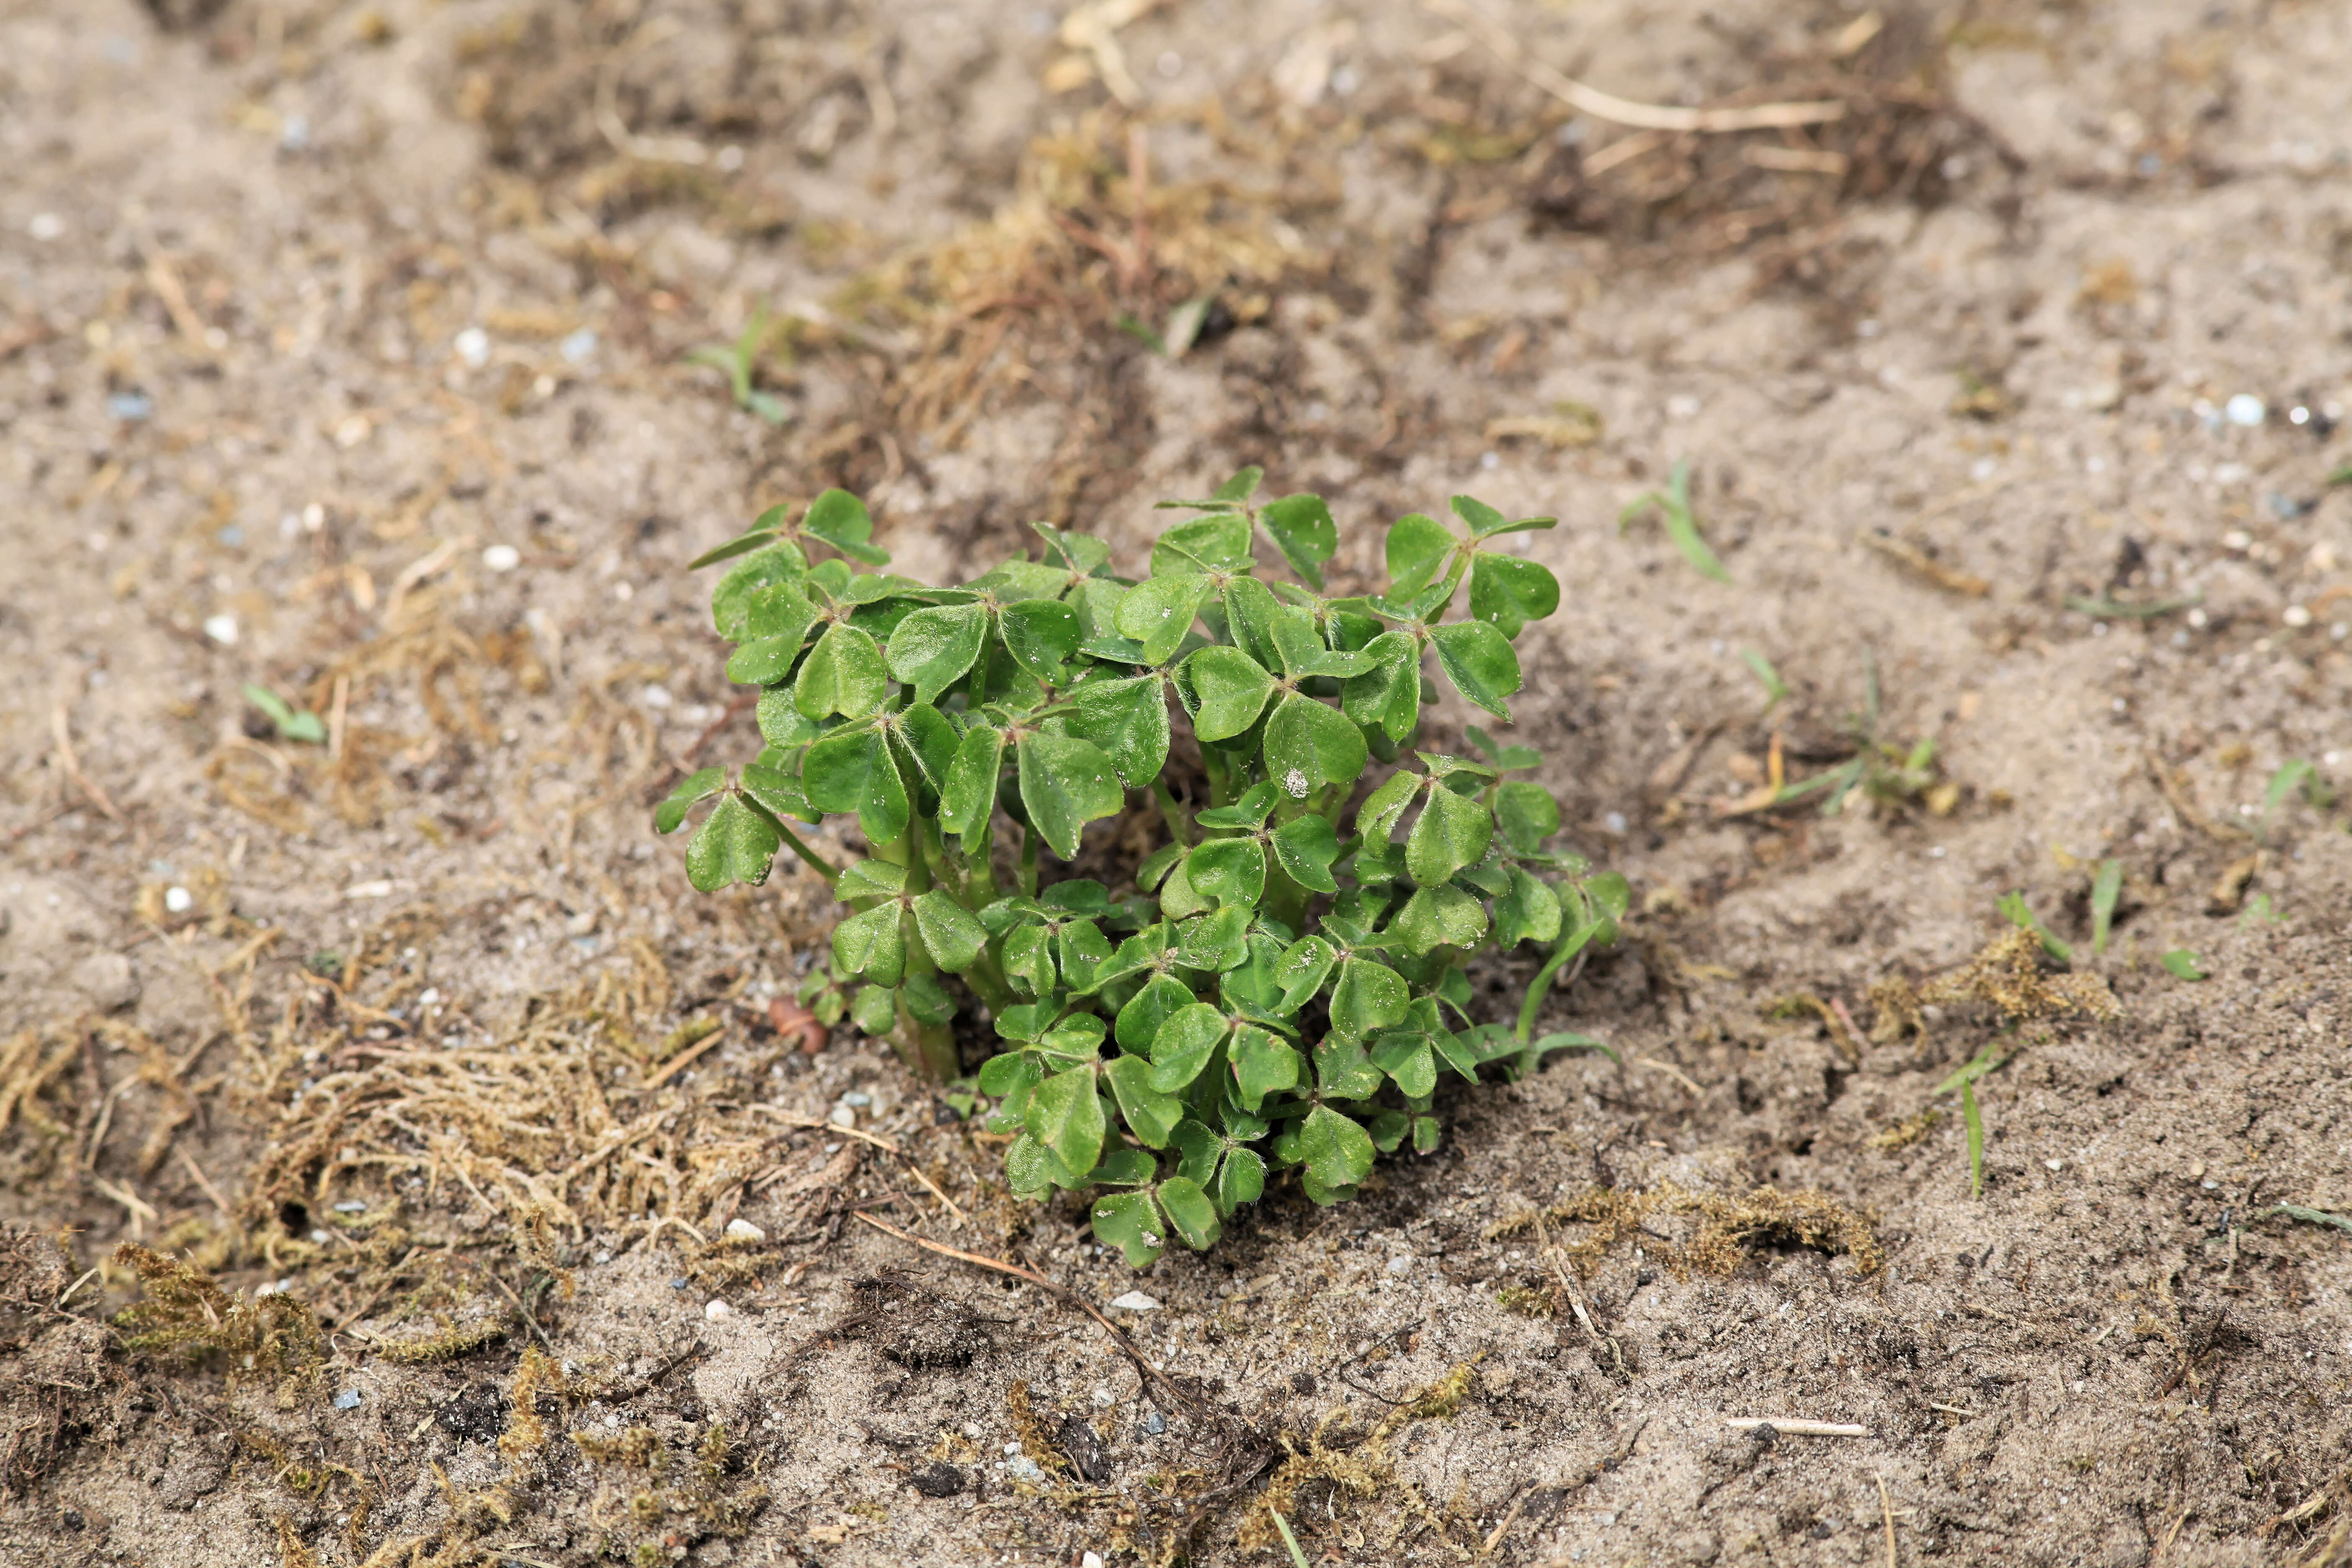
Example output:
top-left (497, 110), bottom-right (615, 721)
top-left (1017, 822), bottom-right (1039, 900)
top-left (1151, 779), bottom-right (1193, 847)
top-left (1516, 921), bottom-right (1600, 1043)
top-left (774, 819), bottom-right (840, 887)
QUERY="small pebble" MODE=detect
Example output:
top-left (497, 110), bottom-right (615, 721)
top-left (453, 327), bottom-right (490, 369)
top-left (724, 1218), bottom-right (767, 1243)
top-left (1145, 1411), bottom-right (1167, 1435)
top-left (841, 1091), bottom-right (872, 1107)
top-left (828, 1104), bottom-right (857, 1129)
top-left (1083, 1554), bottom-right (1106, 1568)
top-left (2044, 1159), bottom-right (2064, 1171)
top-left (482, 544), bottom-right (521, 573)
top-left (333, 1389), bottom-right (363, 1411)
top-left (201, 614), bottom-right (239, 645)
top-left (2283, 605), bottom-right (2313, 628)
top-left (1005, 1455), bottom-right (1044, 1483)
top-left (163, 886), bottom-right (194, 914)
top-left (669, 1277), bottom-right (690, 1289)
top-left (1091, 1386), bottom-right (1116, 1408)
top-left (1386, 1255), bottom-right (1413, 1276)
top-left (2224, 393), bottom-right (2265, 427)
top-left (704, 1299), bottom-right (732, 1321)
top-left (1109, 1291), bottom-right (1161, 1312)
top-left (333, 1200), bottom-right (367, 1213)
top-left (560, 328), bottom-right (598, 364)
top-left (592, 1250), bottom-right (612, 1264)
top-left (107, 391), bottom-right (152, 421)
top-left (28, 212), bottom-right (64, 241)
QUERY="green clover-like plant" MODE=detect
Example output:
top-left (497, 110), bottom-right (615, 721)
top-left (660, 474), bottom-right (1624, 1255)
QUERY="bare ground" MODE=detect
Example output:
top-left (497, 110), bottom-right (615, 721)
top-left (3, 2), bottom-right (2351, 1566)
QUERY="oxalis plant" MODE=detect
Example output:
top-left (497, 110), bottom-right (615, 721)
top-left (657, 470), bottom-right (1626, 1264)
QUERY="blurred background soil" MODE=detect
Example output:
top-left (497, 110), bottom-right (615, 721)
top-left (3, 1), bottom-right (2351, 1565)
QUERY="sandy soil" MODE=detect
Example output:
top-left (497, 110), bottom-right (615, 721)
top-left (4, 1), bottom-right (2351, 1565)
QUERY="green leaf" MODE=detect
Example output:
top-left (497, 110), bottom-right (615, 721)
top-left (803, 488), bottom-right (890, 565)
top-left (1464, 725), bottom-right (1540, 770)
top-left (1088, 1148), bottom-right (1157, 1187)
top-left (655, 767), bottom-right (728, 834)
top-left (1004, 1132), bottom-right (1074, 1195)
top-left (1385, 512), bottom-right (1455, 600)
top-left (1454, 495), bottom-right (1555, 540)
top-left (689, 525), bottom-right (782, 570)
top-left (1341, 632), bottom-right (1421, 745)
top-left (1115, 573), bottom-right (1215, 665)
top-left (1016, 732), bottom-right (1125, 861)
top-left (1962, 1079), bottom-right (1984, 1199)
top-left (1427, 621), bottom-right (1521, 720)
top-left (1494, 781), bottom-right (1561, 854)
top-left (1328, 956), bottom-right (1408, 1042)
top-left (1269, 815), bottom-right (1340, 893)
top-left (1064, 676), bottom-right (1171, 789)
top-left (1001, 926), bottom-right (1055, 996)
top-left (1467, 552), bottom-right (1560, 640)
top-left (938, 725), bottom-right (1005, 848)
top-left (2090, 859), bottom-right (2123, 955)
top-left (683, 795), bottom-right (780, 890)
top-left (1183, 647), bottom-right (1278, 743)
top-left (1148, 1004), bottom-right (1229, 1091)
top-left (1368, 1032), bottom-right (1438, 1098)
top-left (1169, 1119), bottom-right (1221, 1186)
top-left (241, 683), bottom-right (325, 743)
top-left (1025, 1063), bottom-right (1106, 1181)
top-left (1187, 838), bottom-right (1267, 907)
top-left (1619, 461), bottom-right (1730, 583)
top-left (831, 903), bottom-right (905, 987)
top-left (1214, 1146), bottom-right (1266, 1213)
top-left (1057, 918), bottom-right (1114, 992)
top-left (1263, 693), bottom-right (1367, 800)
top-left (1412, 1115), bottom-right (1442, 1154)
top-left (1997, 890), bottom-right (2072, 962)
top-left (1219, 575), bottom-right (1285, 668)
top-left (803, 727), bottom-right (910, 844)
top-left (835, 859), bottom-right (910, 903)
top-left (1355, 770), bottom-right (1424, 843)
top-left (1104, 1055), bottom-right (1183, 1148)
top-left (1176, 906), bottom-right (1252, 972)
top-left (1493, 867), bottom-right (1563, 947)
top-left (885, 602), bottom-right (988, 703)
top-left (850, 984), bottom-right (897, 1035)
top-left (1273, 936), bottom-right (1337, 1012)
top-left (900, 973), bottom-right (955, 1026)
top-left (1259, 494), bottom-right (1337, 588)
top-left (1229, 1026), bottom-right (1300, 1112)
top-left (1406, 782), bottom-right (1493, 887)
top-left (1387, 886), bottom-right (1488, 956)
top-left (910, 892), bottom-right (987, 972)
top-left (1154, 511), bottom-right (1254, 575)
top-left (1157, 852), bottom-right (1212, 921)
top-left (793, 622), bottom-right (890, 720)
top-left (1531, 1031), bottom-right (1620, 1067)
top-left (2161, 949), bottom-right (2206, 981)
top-left (1196, 781), bottom-right (1279, 830)
top-left (977, 1050), bottom-right (1039, 1099)
top-left (999, 598), bottom-right (1082, 682)
top-left (712, 543), bottom-right (810, 639)
top-left (1090, 1191), bottom-right (1165, 1266)
top-left (1155, 1177), bottom-right (1222, 1249)
top-left (1117, 973), bottom-right (1197, 1053)
top-left (1298, 1106), bottom-right (1377, 1190)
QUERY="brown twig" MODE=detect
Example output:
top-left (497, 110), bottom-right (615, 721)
top-left (641, 1023), bottom-right (730, 1089)
top-left (854, 1211), bottom-right (1201, 1416)
top-left (1424, 0), bottom-right (1846, 132)
top-left (1877, 1472), bottom-right (1898, 1567)
top-left (51, 698), bottom-right (125, 824)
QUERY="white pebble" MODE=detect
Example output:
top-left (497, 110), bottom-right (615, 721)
top-left (704, 1298), bottom-right (732, 1321)
top-left (2283, 605), bottom-right (2313, 628)
top-left (163, 886), bottom-right (194, 914)
top-left (482, 544), bottom-right (521, 573)
top-left (1386, 1255), bottom-right (1413, 1275)
top-left (201, 614), bottom-right (239, 645)
top-left (1084, 1554), bottom-right (1106, 1568)
top-left (1109, 1291), bottom-right (1161, 1312)
top-left (454, 327), bottom-right (490, 369)
top-left (2224, 393), bottom-right (2265, 427)
top-left (828, 1104), bottom-right (857, 1128)
top-left (725, 1217), bottom-right (767, 1243)
top-left (27, 212), bottom-right (64, 241)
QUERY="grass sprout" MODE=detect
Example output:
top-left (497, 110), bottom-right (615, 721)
top-left (1998, 890), bottom-right (2072, 962)
top-left (1619, 459), bottom-right (1732, 584)
top-left (1738, 648), bottom-right (1790, 706)
top-left (241, 683), bottom-right (325, 744)
top-left (687, 306), bottom-right (790, 424)
top-left (2089, 859), bottom-right (2122, 954)
top-left (2161, 949), bottom-right (2206, 980)
top-left (2259, 758), bottom-right (2334, 841)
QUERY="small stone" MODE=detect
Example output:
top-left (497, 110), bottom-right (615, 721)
top-left (2224, 393), bottom-right (2266, 427)
top-left (841, 1091), bottom-right (872, 1107)
top-left (724, 1218), bottom-right (767, 1243)
top-left (704, 1298), bottom-right (732, 1321)
top-left (1109, 1292), bottom-right (1160, 1312)
top-left (70, 952), bottom-right (139, 1011)
top-left (1145, 1410), bottom-right (1166, 1435)
top-left (1386, 1254), bottom-right (1413, 1276)
top-left (2045, 1158), bottom-right (2064, 1171)
top-left (828, 1104), bottom-right (857, 1129)
top-left (27, 213), bottom-right (64, 241)
top-left (669, 1277), bottom-right (690, 1289)
top-left (1091, 1386), bottom-right (1116, 1408)
top-left (2284, 605), bottom-right (2313, 628)
top-left (333, 1201), bottom-right (367, 1213)
top-left (482, 544), bottom-right (521, 573)
top-left (163, 886), bottom-right (195, 914)
top-left (908, 1462), bottom-right (965, 1497)
top-left (1083, 1554), bottom-right (1106, 1568)
top-left (201, 614), bottom-right (239, 645)
top-left (560, 328), bottom-right (598, 364)
top-left (108, 391), bottom-right (153, 422)
top-left (453, 327), bottom-right (490, 369)
top-left (1005, 1455), bottom-right (1044, 1483)
top-left (333, 1388), bottom-right (363, 1411)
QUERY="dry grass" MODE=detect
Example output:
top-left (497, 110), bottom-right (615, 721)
top-left (1488, 1181), bottom-right (1883, 1278)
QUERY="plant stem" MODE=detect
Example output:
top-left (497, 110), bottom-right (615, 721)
top-left (1017, 822), bottom-right (1039, 899)
top-left (1516, 921), bottom-right (1600, 1043)
top-left (1151, 779), bottom-right (1193, 846)
top-left (894, 993), bottom-right (961, 1083)
top-left (774, 820), bottom-right (840, 887)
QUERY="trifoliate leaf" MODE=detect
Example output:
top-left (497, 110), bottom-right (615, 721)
top-left (1063, 675), bottom-right (1170, 788)
top-left (1183, 647), bottom-right (1277, 743)
top-left (1263, 693), bottom-right (1367, 800)
top-left (831, 903), bottom-right (905, 987)
top-left (885, 601), bottom-right (988, 703)
top-left (1090, 1190), bottom-right (1166, 1267)
top-left (655, 767), bottom-right (727, 834)
top-left (1154, 511), bottom-right (1253, 576)
top-left (1328, 956), bottom-right (1409, 1042)
top-left (1467, 552), bottom-right (1560, 640)
top-left (1299, 1105), bottom-right (1377, 1189)
top-left (1016, 732), bottom-right (1124, 861)
top-left (1115, 573), bottom-right (1215, 665)
top-left (793, 622), bottom-right (890, 720)
top-left (1155, 1176), bottom-right (1222, 1250)
top-left (803, 487), bottom-right (890, 565)
top-left (999, 598), bottom-right (1081, 682)
top-left (1386, 886), bottom-right (1488, 956)
top-left (1494, 867), bottom-right (1563, 948)
top-left (802, 725), bottom-right (910, 844)
top-left (684, 794), bottom-right (779, 890)
top-left (724, 583), bottom-right (820, 683)
top-left (1427, 620), bottom-right (1521, 720)
top-left (712, 543), bottom-right (810, 638)
top-left (1385, 512), bottom-right (1455, 600)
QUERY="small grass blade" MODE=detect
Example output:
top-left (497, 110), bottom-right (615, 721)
top-left (2269, 1203), bottom-right (2352, 1237)
top-left (2065, 593), bottom-right (2201, 620)
top-left (1271, 1509), bottom-right (1312, 1568)
top-left (1618, 459), bottom-right (1732, 583)
top-left (241, 683), bottom-right (325, 744)
top-left (1738, 648), bottom-right (1790, 705)
top-left (1934, 1042), bottom-right (2012, 1097)
top-left (1997, 890), bottom-right (2072, 962)
top-left (2160, 949), bottom-right (2205, 980)
top-left (1960, 1079), bottom-right (1984, 1198)
top-left (2259, 758), bottom-right (2331, 841)
top-left (2089, 859), bottom-right (2122, 955)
